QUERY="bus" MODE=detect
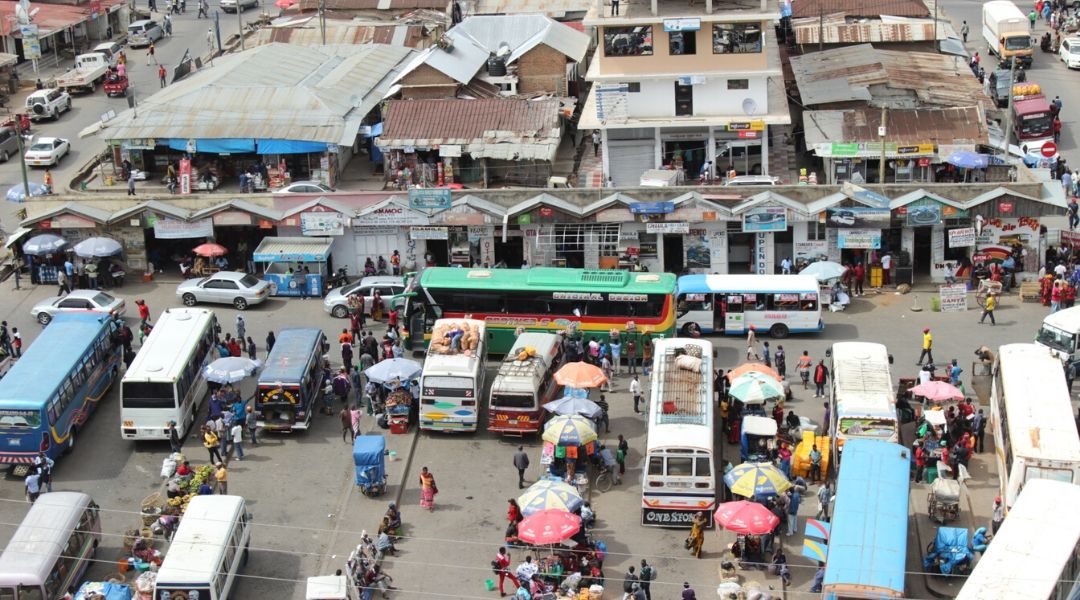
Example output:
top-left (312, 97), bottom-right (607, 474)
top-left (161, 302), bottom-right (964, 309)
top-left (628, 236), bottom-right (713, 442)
top-left (991, 343), bottom-right (1080, 509)
top-left (1035, 305), bottom-right (1080, 363)
top-left (0, 313), bottom-right (120, 472)
top-left (256, 328), bottom-right (326, 432)
top-left (675, 274), bottom-right (823, 339)
top-left (642, 337), bottom-right (715, 528)
top-left (403, 267), bottom-right (677, 354)
top-left (487, 332), bottom-right (564, 435)
top-left (822, 439), bottom-right (910, 598)
top-left (0, 492), bottom-right (101, 600)
top-left (154, 495), bottom-right (252, 600)
top-left (828, 341), bottom-right (897, 460)
top-left (956, 478), bottom-right (1080, 600)
top-left (419, 319), bottom-right (487, 432)
top-left (121, 308), bottom-right (217, 441)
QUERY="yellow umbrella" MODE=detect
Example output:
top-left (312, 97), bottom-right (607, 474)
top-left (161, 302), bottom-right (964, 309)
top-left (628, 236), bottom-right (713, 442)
top-left (542, 415), bottom-right (598, 446)
top-left (517, 480), bottom-right (584, 516)
top-left (723, 462), bottom-right (792, 498)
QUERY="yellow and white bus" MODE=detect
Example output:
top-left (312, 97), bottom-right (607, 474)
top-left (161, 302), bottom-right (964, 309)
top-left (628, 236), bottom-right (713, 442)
top-left (828, 341), bottom-right (897, 460)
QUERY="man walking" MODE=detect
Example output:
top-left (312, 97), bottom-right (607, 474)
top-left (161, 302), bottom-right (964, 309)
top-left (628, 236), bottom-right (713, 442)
top-left (127, 172), bottom-right (136, 196)
top-left (167, 420), bottom-right (182, 454)
top-left (512, 446), bottom-right (530, 489)
top-left (630, 375), bottom-right (642, 414)
top-left (229, 420), bottom-right (244, 460)
top-left (961, 20), bottom-right (970, 42)
top-left (817, 481), bottom-right (833, 521)
top-left (215, 463), bottom-right (228, 494)
top-left (340, 406), bottom-right (354, 443)
top-left (638, 559), bottom-right (655, 600)
top-left (917, 327), bottom-right (934, 365)
top-left (25, 470), bottom-right (41, 502)
top-left (813, 359), bottom-right (829, 398)
top-left (56, 269), bottom-right (71, 296)
top-left (746, 326), bottom-right (761, 360)
top-left (785, 487), bottom-right (801, 535)
top-left (617, 433), bottom-right (629, 475)
top-left (974, 409), bottom-right (987, 453)
top-left (245, 405), bottom-right (259, 446)
top-left (158, 64), bottom-right (167, 87)
top-left (979, 293), bottom-right (996, 325)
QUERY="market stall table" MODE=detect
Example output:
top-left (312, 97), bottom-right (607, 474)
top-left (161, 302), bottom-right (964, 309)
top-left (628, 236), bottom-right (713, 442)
top-left (252, 236), bottom-right (333, 298)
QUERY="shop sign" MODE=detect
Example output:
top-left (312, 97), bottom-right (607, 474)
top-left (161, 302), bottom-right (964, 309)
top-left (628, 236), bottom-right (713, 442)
top-left (629, 202), bottom-right (675, 215)
top-left (794, 241), bottom-right (827, 261)
top-left (154, 217), bottom-right (214, 239)
top-left (300, 212), bottom-right (345, 236)
top-left (948, 227), bottom-right (976, 248)
top-left (702, 211), bottom-right (717, 221)
top-left (999, 201), bottom-right (1014, 213)
top-left (439, 145), bottom-right (462, 158)
top-left (837, 228), bottom-right (881, 249)
top-left (738, 131), bottom-right (759, 139)
top-left (408, 188), bottom-right (452, 210)
top-left (826, 207), bottom-right (890, 229)
top-left (50, 214), bottom-right (96, 229)
top-left (830, 143), bottom-right (859, 157)
top-left (742, 207), bottom-right (787, 233)
top-left (917, 158), bottom-right (931, 167)
top-left (517, 214), bottom-right (532, 225)
top-left (259, 219), bottom-right (274, 229)
top-left (727, 120), bottom-right (765, 132)
top-left (755, 232), bottom-right (774, 275)
top-left (19, 24), bottom-right (40, 60)
top-left (539, 207), bottom-right (555, 217)
top-left (663, 17), bottom-right (700, 31)
top-left (352, 226), bottom-right (400, 236)
top-left (123, 138), bottom-right (157, 151)
top-left (212, 211), bottom-right (252, 226)
top-left (354, 205), bottom-right (429, 227)
top-left (939, 284), bottom-right (968, 312)
top-left (645, 222), bottom-right (690, 234)
top-left (410, 226), bottom-right (449, 240)
top-left (179, 158), bottom-right (191, 195)
top-left (1061, 230), bottom-right (1080, 246)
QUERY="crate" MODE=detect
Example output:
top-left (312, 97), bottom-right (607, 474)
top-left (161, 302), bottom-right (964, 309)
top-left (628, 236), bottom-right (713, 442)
top-left (1019, 281), bottom-right (1042, 302)
top-left (390, 421), bottom-right (409, 434)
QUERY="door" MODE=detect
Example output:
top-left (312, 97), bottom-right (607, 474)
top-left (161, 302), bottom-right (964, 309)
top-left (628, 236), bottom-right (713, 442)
top-left (608, 139), bottom-right (655, 186)
top-left (674, 82), bottom-right (693, 116)
top-left (354, 233), bottom-right (397, 274)
top-left (663, 234), bottom-right (684, 273)
top-left (724, 294), bottom-right (745, 334)
top-left (713, 294), bottom-right (725, 332)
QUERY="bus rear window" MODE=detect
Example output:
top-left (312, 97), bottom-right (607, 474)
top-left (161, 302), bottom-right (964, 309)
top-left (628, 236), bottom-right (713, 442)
top-left (121, 382), bottom-right (175, 409)
top-left (0, 410), bottom-right (41, 429)
top-left (491, 394), bottom-right (534, 409)
top-left (838, 417), bottom-right (896, 437)
top-left (0, 587), bottom-right (13, 600)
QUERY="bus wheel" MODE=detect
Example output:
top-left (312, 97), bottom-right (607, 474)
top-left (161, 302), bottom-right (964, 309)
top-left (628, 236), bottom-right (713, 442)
top-left (680, 322), bottom-right (701, 337)
top-left (769, 323), bottom-right (789, 339)
top-left (66, 429), bottom-right (77, 454)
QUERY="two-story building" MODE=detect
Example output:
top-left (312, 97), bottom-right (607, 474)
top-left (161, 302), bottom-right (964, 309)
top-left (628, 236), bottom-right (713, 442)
top-left (578, 0), bottom-right (791, 186)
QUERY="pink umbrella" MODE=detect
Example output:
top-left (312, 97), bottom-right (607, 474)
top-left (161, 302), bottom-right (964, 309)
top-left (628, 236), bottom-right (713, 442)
top-left (274, 0), bottom-right (297, 7)
top-left (910, 380), bottom-right (964, 402)
top-left (714, 501), bottom-right (780, 535)
top-left (517, 509), bottom-right (582, 545)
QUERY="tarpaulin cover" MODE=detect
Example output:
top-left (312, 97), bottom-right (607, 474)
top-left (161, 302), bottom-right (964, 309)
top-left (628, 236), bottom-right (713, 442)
top-left (353, 434), bottom-right (386, 487)
top-left (166, 138), bottom-right (256, 153)
top-left (257, 139), bottom-right (328, 154)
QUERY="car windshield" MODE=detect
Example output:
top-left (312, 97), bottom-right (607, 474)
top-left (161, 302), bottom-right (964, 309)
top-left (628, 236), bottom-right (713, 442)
top-left (1071, 45), bottom-right (1080, 54)
top-left (1037, 324), bottom-right (1075, 353)
top-left (29, 143), bottom-right (52, 151)
top-left (92, 292), bottom-right (115, 306)
top-left (239, 274), bottom-right (262, 288)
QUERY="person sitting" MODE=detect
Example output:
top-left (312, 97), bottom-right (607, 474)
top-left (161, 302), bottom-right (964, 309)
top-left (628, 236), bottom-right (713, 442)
top-left (166, 479), bottom-right (183, 499)
top-left (385, 502), bottom-right (402, 532)
top-left (179, 257), bottom-right (193, 278)
top-left (376, 528), bottom-right (395, 559)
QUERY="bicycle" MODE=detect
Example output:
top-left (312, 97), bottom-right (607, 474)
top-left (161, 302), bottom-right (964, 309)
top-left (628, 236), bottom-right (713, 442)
top-left (594, 464), bottom-right (616, 492)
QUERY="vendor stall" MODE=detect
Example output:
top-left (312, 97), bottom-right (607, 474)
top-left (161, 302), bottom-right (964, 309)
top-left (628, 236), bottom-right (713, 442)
top-left (252, 236), bottom-right (332, 298)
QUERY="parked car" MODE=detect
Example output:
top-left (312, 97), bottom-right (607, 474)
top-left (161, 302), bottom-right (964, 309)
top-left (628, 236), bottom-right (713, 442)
top-left (31, 290), bottom-right (126, 325)
top-left (220, 0), bottom-right (259, 11)
top-left (127, 20), bottom-right (163, 48)
top-left (0, 127), bottom-right (21, 162)
top-left (323, 276), bottom-right (406, 318)
top-left (1061, 37), bottom-right (1080, 68)
top-left (274, 180), bottom-right (335, 194)
top-left (25, 88), bottom-right (72, 121)
top-left (92, 41), bottom-right (123, 68)
top-left (24, 137), bottom-right (70, 167)
top-left (177, 271), bottom-right (270, 310)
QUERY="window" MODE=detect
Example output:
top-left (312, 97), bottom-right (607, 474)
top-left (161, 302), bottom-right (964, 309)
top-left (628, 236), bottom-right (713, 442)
top-left (677, 293), bottom-right (712, 316)
top-left (603, 26), bottom-right (654, 56)
top-left (626, 82), bottom-right (641, 93)
top-left (491, 394), bottom-right (535, 408)
top-left (771, 294), bottom-right (800, 310)
top-left (727, 79), bottom-right (749, 90)
top-left (239, 274), bottom-right (262, 288)
top-left (712, 23), bottom-right (762, 53)
top-left (666, 456), bottom-right (693, 476)
top-left (648, 457), bottom-right (664, 475)
top-left (674, 82), bottom-right (693, 116)
top-left (694, 457), bottom-right (711, 477)
top-left (122, 381), bottom-right (176, 409)
top-left (21, 584), bottom-right (44, 600)
top-left (669, 31), bottom-right (696, 55)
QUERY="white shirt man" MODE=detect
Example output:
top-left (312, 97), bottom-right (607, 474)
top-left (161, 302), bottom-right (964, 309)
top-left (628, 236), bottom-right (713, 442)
top-left (780, 258), bottom-right (792, 274)
top-left (881, 253), bottom-right (892, 270)
top-left (1056, 263), bottom-right (1068, 277)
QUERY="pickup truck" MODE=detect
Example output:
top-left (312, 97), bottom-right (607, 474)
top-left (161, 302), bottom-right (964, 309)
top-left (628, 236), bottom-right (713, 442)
top-left (103, 74), bottom-right (128, 98)
top-left (55, 52), bottom-right (110, 94)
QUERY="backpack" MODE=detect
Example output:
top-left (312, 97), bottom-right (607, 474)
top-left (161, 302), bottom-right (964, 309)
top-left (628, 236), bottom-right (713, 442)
top-left (640, 565), bottom-right (654, 582)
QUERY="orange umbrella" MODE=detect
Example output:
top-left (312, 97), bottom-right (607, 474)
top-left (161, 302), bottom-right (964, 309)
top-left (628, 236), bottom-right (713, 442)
top-left (727, 362), bottom-right (780, 382)
top-left (554, 361), bottom-right (608, 388)
top-left (193, 243), bottom-right (228, 257)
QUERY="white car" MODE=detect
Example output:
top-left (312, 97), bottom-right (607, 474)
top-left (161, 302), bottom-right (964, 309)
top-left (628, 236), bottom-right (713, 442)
top-left (24, 137), bottom-right (70, 167)
top-left (220, 0), bottom-right (258, 11)
top-left (31, 290), bottom-right (126, 325)
top-left (177, 271), bottom-right (271, 310)
top-left (1061, 37), bottom-right (1080, 68)
top-left (323, 276), bottom-right (407, 318)
top-left (274, 180), bottom-right (335, 194)
top-left (25, 88), bottom-right (72, 121)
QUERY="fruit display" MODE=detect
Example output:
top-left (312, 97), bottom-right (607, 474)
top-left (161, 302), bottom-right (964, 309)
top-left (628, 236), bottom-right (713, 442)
top-left (166, 465), bottom-right (216, 515)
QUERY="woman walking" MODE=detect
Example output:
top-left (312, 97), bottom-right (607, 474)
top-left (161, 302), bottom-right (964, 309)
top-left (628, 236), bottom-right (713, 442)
top-left (419, 466), bottom-right (438, 511)
top-left (202, 425), bottom-right (223, 464)
top-left (687, 511), bottom-right (707, 558)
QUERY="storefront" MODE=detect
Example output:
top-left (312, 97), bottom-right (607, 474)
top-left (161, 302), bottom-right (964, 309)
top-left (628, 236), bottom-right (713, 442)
top-left (812, 142), bottom-right (938, 185)
top-left (253, 236), bottom-right (333, 297)
top-left (350, 197), bottom-right (428, 273)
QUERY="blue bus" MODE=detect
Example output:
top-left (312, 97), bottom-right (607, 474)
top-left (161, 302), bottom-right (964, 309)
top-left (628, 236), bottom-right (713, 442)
top-left (256, 328), bottom-right (326, 432)
top-left (822, 438), bottom-right (910, 598)
top-left (0, 313), bottom-right (120, 472)
top-left (675, 274), bottom-right (823, 338)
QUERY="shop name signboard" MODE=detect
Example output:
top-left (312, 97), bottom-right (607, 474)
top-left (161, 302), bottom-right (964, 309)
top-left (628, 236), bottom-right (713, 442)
top-left (663, 17), bottom-right (701, 31)
top-left (408, 189), bottom-right (452, 211)
top-left (948, 227), bottom-right (976, 248)
top-left (154, 217), bottom-right (214, 239)
top-left (300, 212), bottom-right (344, 236)
top-left (354, 205), bottom-right (429, 227)
top-left (828, 142), bottom-right (935, 156)
top-left (837, 228), bottom-right (881, 249)
top-left (410, 226), bottom-right (449, 240)
top-left (645, 222), bottom-right (690, 234)
top-left (629, 202), bottom-right (675, 215)
top-left (794, 241), bottom-right (827, 261)
top-left (939, 284), bottom-right (968, 312)
top-left (727, 121), bottom-right (765, 132)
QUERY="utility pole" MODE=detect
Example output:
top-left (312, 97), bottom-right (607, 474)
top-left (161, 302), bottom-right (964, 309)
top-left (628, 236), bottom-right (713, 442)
top-left (8, 111), bottom-right (31, 201)
top-left (878, 105), bottom-right (887, 184)
top-left (237, 6), bottom-right (244, 51)
top-left (319, 0), bottom-right (326, 45)
top-left (818, 7), bottom-right (823, 52)
top-left (1001, 56), bottom-right (1018, 159)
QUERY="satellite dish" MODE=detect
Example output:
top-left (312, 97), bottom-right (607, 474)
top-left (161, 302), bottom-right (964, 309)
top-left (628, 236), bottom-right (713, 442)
top-left (742, 98), bottom-right (758, 116)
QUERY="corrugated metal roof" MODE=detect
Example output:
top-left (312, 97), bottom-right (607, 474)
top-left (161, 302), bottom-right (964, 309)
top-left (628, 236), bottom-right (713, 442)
top-left (96, 43), bottom-right (416, 144)
top-left (803, 106), bottom-right (988, 146)
top-left (376, 97), bottom-right (562, 160)
top-left (789, 43), bottom-right (991, 110)
top-left (792, 14), bottom-right (946, 44)
top-left (454, 15), bottom-right (590, 64)
top-left (791, 0), bottom-right (929, 19)
top-left (0, 0), bottom-right (124, 36)
top-left (294, 0), bottom-right (448, 11)
top-left (252, 236), bottom-right (334, 258)
top-left (253, 22), bottom-right (428, 47)
top-left (468, 0), bottom-right (590, 18)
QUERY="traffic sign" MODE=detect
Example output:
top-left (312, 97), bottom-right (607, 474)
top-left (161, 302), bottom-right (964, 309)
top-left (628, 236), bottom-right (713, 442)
top-left (1042, 142), bottom-right (1058, 157)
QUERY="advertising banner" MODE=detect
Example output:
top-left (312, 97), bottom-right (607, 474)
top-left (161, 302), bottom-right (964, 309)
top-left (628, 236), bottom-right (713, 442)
top-left (939, 284), bottom-right (968, 312)
top-left (742, 207), bottom-right (787, 233)
top-left (837, 228), bottom-right (881, 249)
top-left (826, 207), bottom-right (891, 229)
top-left (179, 158), bottom-right (191, 195)
top-left (948, 227), bottom-right (976, 248)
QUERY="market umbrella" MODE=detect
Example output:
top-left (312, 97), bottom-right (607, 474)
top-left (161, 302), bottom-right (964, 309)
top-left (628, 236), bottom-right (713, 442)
top-left (363, 358), bottom-right (422, 385)
top-left (517, 509), bottom-right (582, 545)
top-left (723, 462), bottom-right (792, 498)
top-left (554, 361), bottom-right (608, 388)
top-left (274, 0), bottom-right (297, 6)
top-left (192, 242), bottom-right (228, 257)
top-left (544, 395), bottom-right (602, 419)
top-left (517, 480), bottom-right (584, 517)
top-left (73, 236), bottom-right (123, 258)
top-left (203, 357), bottom-right (263, 384)
top-left (714, 501), bottom-right (780, 535)
top-left (910, 380), bottom-right (965, 403)
top-left (542, 415), bottom-right (598, 446)
top-left (945, 150), bottom-right (990, 170)
top-left (5, 182), bottom-right (48, 203)
top-left (22, 233), bottom-right (67, 255)
top-left (799, 260), bottom-right (846, 282)
top-left (728, 372), bottom-right (784, 404)
top-left (727, 362), bottom-right (780, 382)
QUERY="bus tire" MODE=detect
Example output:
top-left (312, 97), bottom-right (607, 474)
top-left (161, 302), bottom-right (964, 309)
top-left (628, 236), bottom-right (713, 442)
top-left (66, 429), bottom-right (76, 454)
top-left (769, 323), bottom-right (789, 339)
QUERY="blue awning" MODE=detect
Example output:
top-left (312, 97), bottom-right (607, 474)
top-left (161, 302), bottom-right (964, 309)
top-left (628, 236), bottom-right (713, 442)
top-left (256, 139), bottom-right (328, 155)
top-left (164, 138), bottom-right (256, 153)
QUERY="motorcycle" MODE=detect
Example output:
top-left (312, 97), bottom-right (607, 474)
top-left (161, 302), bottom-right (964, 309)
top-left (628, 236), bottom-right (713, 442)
top-left (327, 266), bottom-right (349, 290)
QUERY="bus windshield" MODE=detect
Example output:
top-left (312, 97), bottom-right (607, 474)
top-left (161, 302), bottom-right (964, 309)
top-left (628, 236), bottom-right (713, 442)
top-left (1036, 324), bottom-right (1074, 354)
top-left (0, 410), bottom-right (41, 429)
top-left (423, 376), bottom-right (473, 390)
top-left (491, 394), bottom-right (534, 408)
top-left (121, 382), bottom-right (175, 409)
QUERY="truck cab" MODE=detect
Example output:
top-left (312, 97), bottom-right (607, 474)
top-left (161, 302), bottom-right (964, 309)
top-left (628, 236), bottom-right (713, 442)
top-left (1010, 84), bottom-right (1055, 154)
top-left (983, 0), bottom-right (1034, 67)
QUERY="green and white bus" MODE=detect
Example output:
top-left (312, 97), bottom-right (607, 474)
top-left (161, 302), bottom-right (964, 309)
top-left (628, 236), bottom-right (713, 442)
top-left (403, 267), bottom-right (677, 354)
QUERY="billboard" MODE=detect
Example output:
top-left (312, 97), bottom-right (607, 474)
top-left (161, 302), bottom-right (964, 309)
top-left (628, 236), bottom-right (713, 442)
top-left (742, 207), bottom-right (787, 233)
top-left (826, 207), bottom-right (891, 229)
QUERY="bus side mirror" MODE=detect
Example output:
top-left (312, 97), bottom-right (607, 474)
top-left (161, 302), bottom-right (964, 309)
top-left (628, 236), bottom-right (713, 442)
top-left (825, 349), bottom-right (832, 358)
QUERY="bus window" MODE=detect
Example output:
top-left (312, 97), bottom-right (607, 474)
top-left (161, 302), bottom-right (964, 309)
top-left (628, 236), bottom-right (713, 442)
top-left (694, 456), bottom-right (710, 476)
top-left (20, 585), bottom-right (43, 600)
top-left (800, 293), bottom-right (819, 311)
top-left (0, 588), bottom-right (13, 600)
top-left (666, 457), bottom-right (692, 476)
top-left (744, 294), bottom-right (765, 310)
top-left (677, 294), bottom-right (711, 317)
top-left (648, 457), bottom-right (664, 475)
top-left (771, 294), bottom-right (800, 310)
top-left (724, 295), bottom-right (744, 313)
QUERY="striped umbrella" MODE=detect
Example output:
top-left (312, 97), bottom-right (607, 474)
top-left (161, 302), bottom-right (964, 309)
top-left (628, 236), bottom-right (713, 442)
top-left (542, 415), bottom-right (598, 446)
top-left (723, 462), bottom-right (792, 498)
top-left (728, 371), bottom-right (784, 405)
top-left (727, 362), bottom-right (780, 382)
top-left (517, 480), bottom-right (583, 517)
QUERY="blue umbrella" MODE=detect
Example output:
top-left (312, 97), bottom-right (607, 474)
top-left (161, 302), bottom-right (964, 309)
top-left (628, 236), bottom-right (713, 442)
top-left (363, 358), bottom-right (422, 385)
top-left (544, 395), bottom-right (602, 418)
top-left (203, 357), bottom-right (263, 384)
top-left (22, 234), bottom-right (67, 255)
top-left (5, 182), bottom-right (47, 203)
top-left (945, 151), bottom-right (989, 169)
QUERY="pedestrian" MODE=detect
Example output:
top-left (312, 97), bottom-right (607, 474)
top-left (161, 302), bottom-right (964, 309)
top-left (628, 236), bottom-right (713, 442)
top-left (149, 0), bottom-right (157, 11)
top-left (0, 321), bottom-right (11, 357)
top-left (625, 337), bottom-right (638, 374)
top-left (164, 13), bottom-right (172, 35)
top-left (785, 487), bottom-right (801, 535)
top-left (229, 420), bottom-right (244, 460)
top-left (266, 330), bottom-right (276, 354)
top-left (207, 27), bottom-right (215, 51)
top-left (974, 408), bottom-right (986, 452)
top-left (617, 433), bottom-right (629, 475)
top-left (681, 582), bottom-right (696, 600)
top-left (638, 559), bottom-right (655, 600)
top-left (961, 20), bottom-right (969, 42)
top-left (56, 269), bottom-right (71, 296)
top-left (167, 420), bottom-right (181, 453)
top-left (991, 496), bottom-right (1004, 533)
top-left (146, 41), bottom-right (155, 66)
top-left (746, 326), bottom-right (761, 360)
top-left (341, 406), bottom-right (355, 443)
top-left (12, 257), bottom-right (20, 290)
top-left (809, 444), bottom-right (822, 482)
top-left (25, 470), bottom-right (41, 502)
top-left (33, 451), bottom-right (53, 493)
top-left (817, 481), bottom-right (833, 521)
top-left (600, 354), bottom-right (613, 390)
top-left (513, 445), bottom-right (530, 488)
top-left (331, 369), bottom-right (350, 413)
top-left (300, 266), bottom-right (311, 299)
top-left (813, 359), bottom-right (828, 398)
top-left (630, 375), bottom-right (642, 413)
top-left (198, 0), bottom-right (208, 17)
top-left (980, 292), bottom-right (997, 325)
top-left (203, 425), bottom-right (223, 463)
top-left (418, 466), bottom-right (437, 511)
top-left (798, 350), bottom-right (811, 389)
top-left (493, 547), bottom-right (519, 596)
top-left (622, 566), bottom-right (639, 598)
top-left (918, 327), bottom-right (934, 365)
top-left (762, 341), bottom-right (771, 367)
top-left (591, 130), bottom-right (601, 157)
top-left (246, 336), bottom-right (257, 360)
top-left (610, 337), bottom-right (622, 375)
top-left (245, 405), bottom-right (259, 445)
top-left (775, 345), bottom-right (786, 378)
top-left (610, 0), bottom-right (619, 16)
top-left (215, 462), bottom-right (228, 494)
top-left (854, 262), bottom-right (865, 295)
top-left (11, 327), bottom-right (21, 358)
top-left (234, 315), bottom-right (246, 342)
top-left (595, 394), bottom-right (610, 433)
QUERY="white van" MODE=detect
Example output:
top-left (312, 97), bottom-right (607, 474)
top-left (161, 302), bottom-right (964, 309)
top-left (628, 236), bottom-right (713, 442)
top-left (1062, 37), bottom-right (1080, 68)
top-left (92, 42), bottom-right (123, 67)
top-left (155, 495), bottom-right (252, 600)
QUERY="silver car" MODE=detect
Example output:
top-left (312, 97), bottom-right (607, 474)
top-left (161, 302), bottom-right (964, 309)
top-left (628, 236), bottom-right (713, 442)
top-left (31, 290), bottom-right (126, 325)
top-left (323, 276), bottom-right (406, 318)
top-left (177, 271), bottom-right (270, 310)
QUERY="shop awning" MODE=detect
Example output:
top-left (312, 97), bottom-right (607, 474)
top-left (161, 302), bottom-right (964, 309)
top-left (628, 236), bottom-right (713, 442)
top-left (253, 236), bottom-right (333, 263)
top-left (3, 227), bottom-right (32, 249)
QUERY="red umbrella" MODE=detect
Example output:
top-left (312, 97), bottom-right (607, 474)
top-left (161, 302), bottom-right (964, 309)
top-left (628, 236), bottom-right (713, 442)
top-left (517, 509), bottom-right (581, 545)
top-left (193, 243), bottom-right (228, 257)
top-left (274, 0), bottom-right (297, 8)
top-left (714, 501), bottom-right (779, 535)
top-left (910, 380), bottom-right (964, 403)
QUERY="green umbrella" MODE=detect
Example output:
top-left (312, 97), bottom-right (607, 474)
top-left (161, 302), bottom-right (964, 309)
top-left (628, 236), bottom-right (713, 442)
top-left (728, 371), bottom-right (784, 404)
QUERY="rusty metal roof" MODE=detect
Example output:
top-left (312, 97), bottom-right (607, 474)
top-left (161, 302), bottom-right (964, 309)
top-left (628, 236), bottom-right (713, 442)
top-left (792, 13), bottom-right (946, 44)
top-left (253, 21), bottom-right (428, 47)
top-left (789, 43), bottom-right (992, 110)
top-left (791, 0), bottom-right (929, 19)
top-left (803, 105), bottom-right (988, 146)
top-left (294, 0), bottom-right (448, 11)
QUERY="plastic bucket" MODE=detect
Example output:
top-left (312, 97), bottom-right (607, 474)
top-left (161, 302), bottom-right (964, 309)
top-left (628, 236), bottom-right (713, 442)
top-left (484, 579), bottom-right (496, 591)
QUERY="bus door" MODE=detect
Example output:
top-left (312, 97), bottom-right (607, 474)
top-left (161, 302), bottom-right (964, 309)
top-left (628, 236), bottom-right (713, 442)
top-left (712, 294), bottom-right (725, 332)
top-left (723, 294), bottom-right (745, 334)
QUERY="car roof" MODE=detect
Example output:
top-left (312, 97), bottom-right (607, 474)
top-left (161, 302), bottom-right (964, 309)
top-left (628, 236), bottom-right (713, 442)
top-left (33, 137), bottom-right (60, 144)
top-left (210, 271), bottom-right (250, 281)
top-left (358, 276), bottom-right (403, 287)
top-left (57, 290), bottom-right (109, 301)
top-left (130, 19), bottom-right (155, 25)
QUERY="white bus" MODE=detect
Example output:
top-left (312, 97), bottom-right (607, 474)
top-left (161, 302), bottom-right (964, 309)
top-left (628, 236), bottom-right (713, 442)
top-left (956, 479), bottom-right (1080, 600)
top-left (419, 319), bottom-right (487, 432)
top-left (991, 343), bottom-right (1080, 509)
top-left (642, 337), bottom-right (715, 528)
top-left (675, 274), bottom-right (823, 339)
top-left (154, 495), bottom-right (252, 600)
top-left (828, 341), bottom-right (897, 460)
top-left (121, 308), bottom-right (217, 441)
top-left (487, 332), bottom-right (564, 436)
top-left (1036, 305), bottom-right (1080, 363)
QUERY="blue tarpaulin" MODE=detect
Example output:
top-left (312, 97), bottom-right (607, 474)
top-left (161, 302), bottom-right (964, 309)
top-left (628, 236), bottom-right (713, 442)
top-left (257, 139), bottom-right (328, 154)
top-left (165, 138), bottom-right (256, 153)
top-left (353, 435), bottom-right (386, 487)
